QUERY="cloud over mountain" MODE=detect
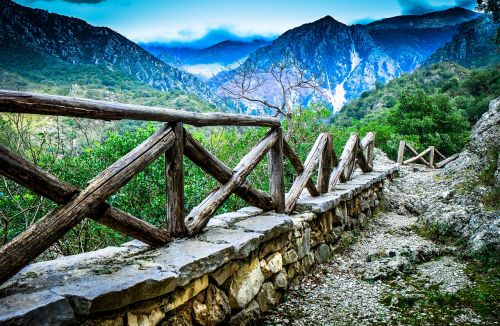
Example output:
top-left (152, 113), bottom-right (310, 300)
top-left (398, 0), bottom-right (476, 15)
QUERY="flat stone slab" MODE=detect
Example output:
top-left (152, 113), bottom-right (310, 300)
top-left (295, 165), bottom-right (398, 213)
top-left (0, 164), bottom-right (397, 324)
top-left (234, 213), bottom-right (293, 242)
top-left (0, 291), bottom-right (74, 326)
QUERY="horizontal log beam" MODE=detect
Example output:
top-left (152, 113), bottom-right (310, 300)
top-left (286, 133), bottom-right (328, 213)
top-left (0, 144), bottom-right (172, 247)
top-left (0, 90), bottom-right (280, 128)
top-left (283, 140), bottom-right (320, 197)
top-left (186, 129), bottom-right (279, 235)
top-left (183, 131), bottom-right (275, 210)
top-left (317, 133), bottom-right (333, 193)
top-left (0, 125), bottom-right (175, 285)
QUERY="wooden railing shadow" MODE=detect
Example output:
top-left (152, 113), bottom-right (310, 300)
top-left (397, 141), bottom-right (459, 169)
top-left (0, 90), bottom-right (376, 285)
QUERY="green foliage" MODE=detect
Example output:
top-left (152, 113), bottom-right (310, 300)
top-left (381, 254), bottom-right (500, 324)
top-left (387, 89), bottom-right (470, 155)
top-left (335, 63), bottom-right (499, 127)
top-left (0, 44), bottom-right (215, 113)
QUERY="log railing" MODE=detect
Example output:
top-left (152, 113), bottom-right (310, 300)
top-left (0, 90), bottom-right (376, 285)
top-left (397, 141), bottom-right (459, 168)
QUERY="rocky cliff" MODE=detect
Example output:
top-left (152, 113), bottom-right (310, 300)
top-left (426, 15), bottom-right (499, 67)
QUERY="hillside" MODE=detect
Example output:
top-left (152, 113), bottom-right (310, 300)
top-left (426, 15), bottom-right (499, 68)
top-left (142, 39), bottom-right (270, 79)
top-left (365, 7), bottom-right (480, 71)
top-left (0, 44), bottom-right (215, 113)
top-left (334, 62), bottom-right (500, 126)
top-left (0, 0), bottom-right (217, 103)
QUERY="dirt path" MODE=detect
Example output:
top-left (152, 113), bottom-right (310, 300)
top-left (262, 165), bottom-right (488, 325)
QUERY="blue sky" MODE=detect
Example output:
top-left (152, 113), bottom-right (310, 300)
top-left (16, 0), bottom-right (476, 44)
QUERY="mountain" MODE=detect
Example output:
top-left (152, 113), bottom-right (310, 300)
top-left (213, 16), bottom-right (401, 113)
top-left (0, 0), bottom-right (216, 103)
top-left (426, 15), bottom-right (499, 67)
top-left (365, 7), bottom-right (480, 71)
top-left (212, 8), bottom-right (482, 113)
top-left (141, 39), bottom-right (270, 79)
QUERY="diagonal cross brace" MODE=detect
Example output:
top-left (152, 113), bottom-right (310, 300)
top-left (0, 125), bottom-right (175, 285)
top-left (0, 144), bottom-right (172, 246)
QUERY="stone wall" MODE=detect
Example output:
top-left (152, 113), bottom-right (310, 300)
top-left (0, 165), bottom-right (398, 326)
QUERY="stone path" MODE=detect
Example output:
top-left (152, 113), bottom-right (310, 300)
top-left (262, 165), bottom-right (483, 325)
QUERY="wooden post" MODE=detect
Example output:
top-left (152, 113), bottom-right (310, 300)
top-left (397, 141), bottom-right (405, 164)
top-left (317, 133), bottom-right (332, 193)
top-left (269, 128), bottom-right (285, 213)
top-left (367, 133), bottom-right (375, 166)
top-left (0, 125), bottom-right (175, 285)
top-left (429, 146), bottom-right (435, 168)
top-left (165, 122), bottom-right (186, 237)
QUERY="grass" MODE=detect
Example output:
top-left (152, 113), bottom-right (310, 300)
top-left (381, 253), bottom-right (499, 325)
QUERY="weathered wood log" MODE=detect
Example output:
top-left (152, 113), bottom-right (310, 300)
top-left (165, 123), bottom-right (186, 237)
top-left (285, 134), bottom-right (328, 213)
top-left (328, 133), bottom-right (358, 191)
top-left (317, 133), bottom-right (333, 193)
top-left (361, 132), bottom-right (375, 167)
top-left (0, 90), bottom-right (280, 128)
top-left (356, 139), bottom-right (373, 172)
top-left (344, 136), bottom-right (360, 181)
top-left (435, 148), bottom-right (446, 160)
top-left (0, 125), bottom-right (175, 285)
top-left (404, 143), bottom-right (432, 167)
top-left (0, 144), bottom-right (172, 246)
top-left (429, 146), bottom-right (435, 167)
top-left (397, 141), bottom-right (406, 164)
top-left (435, 153), bottom-right (459, 168)
top-left (361, 132), bottom-right (375, 149)
top-left (183, 132), bottom-right (275, 210)
top-left (403, 146), bottom-right (432, 165)
top-left (283, 140), bottom-right (320, 197)
top-left (186, 129), bottom-right (279, 235)
top-left (269, 128), bottom-right (285, 213)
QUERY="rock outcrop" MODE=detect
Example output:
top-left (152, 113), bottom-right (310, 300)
top-left (384, 97), bottom-right (499, 255)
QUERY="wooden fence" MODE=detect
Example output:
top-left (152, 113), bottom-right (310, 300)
top-left (0, 90), bottom-right (376, 285)
top-left (397, 141), bottom-right (459, 168)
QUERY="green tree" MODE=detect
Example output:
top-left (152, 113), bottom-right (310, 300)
top-left (387, 89), bottom-right (470, 155)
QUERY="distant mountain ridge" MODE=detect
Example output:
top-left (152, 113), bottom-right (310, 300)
top-left (0, 0), bottom-right (217, 103)
top-left (365, 7), bottom-right (480, 71)
top-left (141, 39), bottom-right (270, 79)
top-left (211, 8), bottom-right (482, 113)
top-left (426, 15), bottom-right (499, 67)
